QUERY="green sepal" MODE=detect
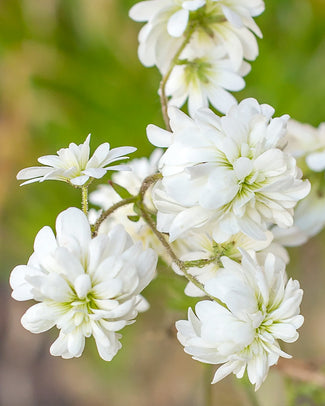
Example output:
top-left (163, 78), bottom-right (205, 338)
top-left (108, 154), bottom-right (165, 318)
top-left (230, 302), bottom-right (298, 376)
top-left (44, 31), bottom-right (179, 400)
top-left (127, 215), bottom-right (140, 222)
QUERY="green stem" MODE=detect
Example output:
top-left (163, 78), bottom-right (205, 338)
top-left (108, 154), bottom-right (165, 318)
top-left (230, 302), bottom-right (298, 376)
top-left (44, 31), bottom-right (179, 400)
top-left (81, 186), bottom-right (88, 216)
top-left (91, 173), bottom-right (162, 237)
top-left (139, 173), bottom-right (162, 200)
top-left (92, 196), bottom-right (137, 237)
top-left (159, 26), bottom-right (195, 131)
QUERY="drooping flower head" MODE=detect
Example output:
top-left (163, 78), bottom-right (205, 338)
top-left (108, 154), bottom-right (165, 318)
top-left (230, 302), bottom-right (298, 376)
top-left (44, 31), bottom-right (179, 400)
top-left (10, 208), bottom-right (157, 360)
top-left (148, 98), bottom-right (310, 242)
top-left (17, 134), bottom-right (136, 186)
top-left (176, 251), bottom-right (304, 390)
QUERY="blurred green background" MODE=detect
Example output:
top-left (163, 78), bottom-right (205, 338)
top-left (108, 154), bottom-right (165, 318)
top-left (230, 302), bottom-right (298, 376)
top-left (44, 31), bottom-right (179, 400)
top-left (0, 0), bottom-right (325, 405)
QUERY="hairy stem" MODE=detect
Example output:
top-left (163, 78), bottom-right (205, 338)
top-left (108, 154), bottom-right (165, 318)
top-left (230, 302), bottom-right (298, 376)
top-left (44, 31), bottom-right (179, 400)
top-left (81, 186), bottom-right (88, 216)
top-left (159, 26), bottom-right (195, 131)
top-left (139, 173), bottom-right (162, 200)
top-left (92, 196), bottom-right (137, 237)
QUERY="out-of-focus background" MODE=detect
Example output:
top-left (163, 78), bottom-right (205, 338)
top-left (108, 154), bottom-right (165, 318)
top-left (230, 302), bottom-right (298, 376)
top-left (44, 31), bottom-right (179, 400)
top-left (0, 0), bottom-right (325, 405)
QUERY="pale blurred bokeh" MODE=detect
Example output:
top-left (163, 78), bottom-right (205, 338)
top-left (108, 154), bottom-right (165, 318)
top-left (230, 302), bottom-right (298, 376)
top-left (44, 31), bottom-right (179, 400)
top-left (0, 0), bottom-right (325, 405)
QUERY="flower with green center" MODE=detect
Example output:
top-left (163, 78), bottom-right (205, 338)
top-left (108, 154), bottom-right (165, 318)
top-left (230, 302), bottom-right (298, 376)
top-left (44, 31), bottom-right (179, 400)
top-left (176, 250), bottom-right (304, 390)
top-left (147, 98), bottom-right (310, 242)
top-left (10, 208), bottom-right (157, 360)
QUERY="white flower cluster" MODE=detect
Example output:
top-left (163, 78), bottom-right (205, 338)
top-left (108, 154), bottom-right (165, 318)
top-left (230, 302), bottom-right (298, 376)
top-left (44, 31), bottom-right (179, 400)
top-left (10, 208), bottom-right (157, 360)
top-left (145, 98), bottom-right (309, 388)
top-left (130, 0), bottom-right (264, 114)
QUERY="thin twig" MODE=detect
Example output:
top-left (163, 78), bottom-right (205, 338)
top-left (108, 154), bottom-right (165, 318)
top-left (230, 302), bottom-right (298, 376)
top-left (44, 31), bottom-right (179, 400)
top-left (92, 196), bottom-right (137, 237)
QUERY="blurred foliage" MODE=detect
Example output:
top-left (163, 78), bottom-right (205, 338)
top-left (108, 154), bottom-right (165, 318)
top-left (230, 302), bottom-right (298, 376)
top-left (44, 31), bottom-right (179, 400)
top-left (286, 379), bottom-right (325, 406)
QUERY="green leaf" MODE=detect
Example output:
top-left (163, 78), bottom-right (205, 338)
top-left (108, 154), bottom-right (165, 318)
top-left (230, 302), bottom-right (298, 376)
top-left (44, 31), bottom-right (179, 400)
top-left (108, 180), bottom-right (133, 200)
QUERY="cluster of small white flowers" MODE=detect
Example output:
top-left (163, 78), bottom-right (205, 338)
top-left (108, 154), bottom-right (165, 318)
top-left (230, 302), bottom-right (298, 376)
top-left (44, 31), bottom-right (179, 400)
top-left (10, 0), bottom-right (321, 395)
top-left (130, 0), bottom-right (264, 114)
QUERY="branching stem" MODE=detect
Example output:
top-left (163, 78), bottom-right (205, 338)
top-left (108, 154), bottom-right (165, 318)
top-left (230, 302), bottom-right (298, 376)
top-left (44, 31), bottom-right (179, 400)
top-left (90, 172), bottom-right (226, 305)
top-left (91, 196), bottom-right (137, 237)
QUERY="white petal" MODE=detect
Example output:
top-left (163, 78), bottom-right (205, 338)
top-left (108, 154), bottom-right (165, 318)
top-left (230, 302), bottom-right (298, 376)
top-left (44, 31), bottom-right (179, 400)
top-left (74, 274), bottom-right (92, 299)
top-left (34, 226), bottom-right (57, 259)
top-left (167, 9), bottom-right (189, 37)
top-left (212, 361), bottom-right (237, 384)
top-left (21, 303), bottom-right (59, 333)
top-left (147, 124), bottom-right (173, 147)
top-left (182, 0), bottom-right (205, 11)
top-left (56, 207), bottom-right (91, 254)
top-left (233, 157), bottom-right (253, 180)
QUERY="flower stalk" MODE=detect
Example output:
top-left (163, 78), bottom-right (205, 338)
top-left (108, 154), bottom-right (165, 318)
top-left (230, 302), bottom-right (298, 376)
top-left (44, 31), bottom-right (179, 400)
top-left (81, 186), bottom-right (89, 216)
top-left (159, 25), bottom-right (195, 131)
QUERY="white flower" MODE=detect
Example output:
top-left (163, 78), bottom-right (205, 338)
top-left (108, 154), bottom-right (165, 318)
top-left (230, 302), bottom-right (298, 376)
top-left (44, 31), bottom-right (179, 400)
top-left (166, 37), bottom-right (249, 115)
top-left (148, 99), bottom-right (310, 242)
top-left (129, 0), bottom-right (264, 73)
top-left (176, 251), bottom-right (303, 390)
top-left (174, 229), bottom-right (273, 296)
top-left (89, 149), bottom-right (168, 261)
top-left (286, 119), bottom-right (325, 172)
top-left (17, 134), bottom-right (136, 186)
top-left (10, 208), bottom-right (157, 360)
